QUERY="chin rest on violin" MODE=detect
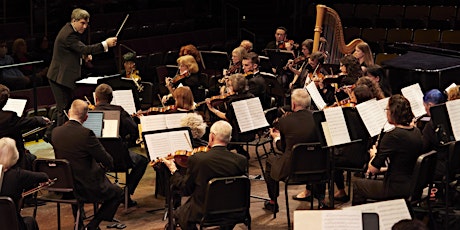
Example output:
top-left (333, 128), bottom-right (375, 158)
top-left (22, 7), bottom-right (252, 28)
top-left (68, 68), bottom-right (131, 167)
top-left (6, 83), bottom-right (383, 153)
top-left (150, 146), bottom-right (211, 168)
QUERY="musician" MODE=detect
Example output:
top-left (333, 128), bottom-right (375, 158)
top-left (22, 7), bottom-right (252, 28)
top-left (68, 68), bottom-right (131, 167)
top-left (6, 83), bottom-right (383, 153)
top-left (179, 44), bottom-right (203, 71)
top-left (265, 26), bottom-right (288, 50)
top-left (366, 64), bottom-right (392, 97)
top-left (306, 51), bottom-right (334, 106)
top-left (447, 85), bottom-right (460, 100)
top-left (166, 55), bottom-right (208, 103)
top-left (240, 40), bottom-right (253, 52)
top-left (0, 84), bottom-right (51, 170)
top-left (51, 99), bottom-right (124, 230)
top-left (353, 42), bottom-right (374, 72)
top-left (339, 55), bottom-right (362, 87)
top-left (355, 77), bottom-right (385, 100)
top-left (161, 120), bottom-right (247, 230)
top-left (94, 84), bottom-right (148, 207)
top-left (264, 89), bottom-right (326, 212)
top-left (288, 39), bottom-right (313, 89)
top-left (47, 8), bottom-right (117, 131)
top-left (224, 46), bottom-right (246, 76)
top-left (242, 52), bottom-right (270, 110)
top-left (352, 95), bottom-right (423, 205)
top-left (206, 74), bottom-right (255, 158)
top-left (421, 89), bottom-right (447, 180)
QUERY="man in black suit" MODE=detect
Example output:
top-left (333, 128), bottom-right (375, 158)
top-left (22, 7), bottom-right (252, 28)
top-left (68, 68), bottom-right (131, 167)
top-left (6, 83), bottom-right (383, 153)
top-left (265, 26), bottom-right (288, 50)
top-left (0, 84), bottom-right (50, 169)
top-left (162, 120), bottom-right (248, 230)
top-left (242, 52), bottom-right (270, 109)
top-left (51, 99), bottom-right (123, 230)
top-left (47, 8), bottom-right (117, 129)
top-left (94, 83), bottom-right (148, 207)
top-left (263, 89), bottom-right (323, 212)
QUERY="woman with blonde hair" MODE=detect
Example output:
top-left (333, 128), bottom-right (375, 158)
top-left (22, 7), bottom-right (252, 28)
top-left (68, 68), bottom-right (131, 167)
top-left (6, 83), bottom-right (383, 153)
top-left (179, 44), bottom-right (202, 70)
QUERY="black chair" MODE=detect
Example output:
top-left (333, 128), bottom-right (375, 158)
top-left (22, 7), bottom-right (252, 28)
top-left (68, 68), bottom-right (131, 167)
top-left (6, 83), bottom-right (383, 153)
top-left (0, 196), bottom-right (20, 230)
top-left (32, 159), bottom-right (86, 230)
top-left (99, 137), bottom-right (132, 212)
top-left (199, 176), bottom-right (251, 230)
top-left (284, 142), bottom-right (329, 230)
top-left (407, 151), bottom-right (438, 220)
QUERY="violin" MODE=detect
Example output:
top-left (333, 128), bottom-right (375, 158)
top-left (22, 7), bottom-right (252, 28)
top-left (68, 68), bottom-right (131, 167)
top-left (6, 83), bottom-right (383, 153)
top-left (85, 96), bottom-right (96, 110)
top-left (134, 105), bottom-right (176, 116)
top-left (278, 39), bottom-right (298, 50)
top-left (150, 146), bottom-right (211, 168)
top-left (227, 62), bottom-right (242, 76)
top-left (195, 92), bottom-right (235, 107)
top-left (284, 55), bottom-right (307, 70)
top-left (170, 71), bottom-right (191, 85)
top-left (127, 69), bottom-right (144, 92)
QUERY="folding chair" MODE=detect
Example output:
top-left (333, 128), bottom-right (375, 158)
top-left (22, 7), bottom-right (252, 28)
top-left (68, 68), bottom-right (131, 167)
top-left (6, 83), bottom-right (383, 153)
top-left (0, 196), bottom-right (20, 230)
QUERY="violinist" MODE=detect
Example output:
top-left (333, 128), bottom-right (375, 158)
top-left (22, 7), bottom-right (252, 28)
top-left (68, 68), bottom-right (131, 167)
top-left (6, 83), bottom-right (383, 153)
top-left (207, 74), bottom-right (255, 158)
top-left (288, 39), bottom-right (313, 89)
top-left (94, 84), bottom-right (148, 207)
top-left (302, 52), bottom-right (335, 107)
top-left (161, 120), bottom-right (247, 230)
top-left (333, 55), bottom-right (363, 102)
top-left (121, 52), bottom-right (143, 92)
top-left (240, 39), bottom-right (253, 52)
top-left (265, 26), bottom-right (288, 50)
top-left (242, 52), bottom-right (271, 109)
top-left (223, 46), bottom-right (246, 76)
top-left (166, 55), bottom-right (208, 103)
top-left (0, 137), bottom-right (50, 230)
top-left (179, 44), bottom-right (203, 71)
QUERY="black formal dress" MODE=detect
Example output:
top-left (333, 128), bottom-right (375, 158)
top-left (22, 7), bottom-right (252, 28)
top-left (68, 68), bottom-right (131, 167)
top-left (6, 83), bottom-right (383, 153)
top-left (172, 72), bottom-right (208, 103)
top-left (0, 110), bottom-right (48, 169)
top-left (0, 167), bottom-right (49, 230)
top-left (352, 127), bottom-right (423, 205)
top-left (51, 120), bottom-right (123, 223)
top-left (170, 146), bottom-right (247, 229)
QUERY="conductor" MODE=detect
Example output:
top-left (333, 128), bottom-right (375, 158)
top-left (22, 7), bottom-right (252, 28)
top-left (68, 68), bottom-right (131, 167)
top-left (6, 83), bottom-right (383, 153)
top-left (47, 8), bottom-right (117, 134)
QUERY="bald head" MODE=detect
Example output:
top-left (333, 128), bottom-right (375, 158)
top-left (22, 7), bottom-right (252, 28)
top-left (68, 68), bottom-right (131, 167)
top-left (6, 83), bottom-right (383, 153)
top-left (69, 99), bottom-right (89, 122)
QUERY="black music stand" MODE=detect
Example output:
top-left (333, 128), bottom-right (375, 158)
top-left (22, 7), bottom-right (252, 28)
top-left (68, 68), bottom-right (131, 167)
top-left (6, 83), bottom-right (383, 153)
top-left (264, 49), bottom-right (295, 71)
top-left (199, 51), bottom-right (229, 72)
top-left (261, 72), bottom-right (286, 106)
top-left (430, 103), bottom-right (455, 145)
top-left (259, 55), bottom-right (274, 74)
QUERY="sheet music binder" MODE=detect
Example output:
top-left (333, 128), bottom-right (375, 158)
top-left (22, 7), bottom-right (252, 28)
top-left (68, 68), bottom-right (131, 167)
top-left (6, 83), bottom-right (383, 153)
top-left (142, 127), bottom-right (193, 162)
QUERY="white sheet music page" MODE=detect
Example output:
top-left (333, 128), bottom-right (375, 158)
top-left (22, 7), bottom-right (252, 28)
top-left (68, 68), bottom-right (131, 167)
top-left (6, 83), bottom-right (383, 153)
top-left (144, 130), bottom-right (192, 160)
top-left (112, 90), bottom-right (136, 115)
top-left (294, 210), bottom-right (362, 230)
top-left (3, 98), bottom-right (27, 116)
top-left (140, 115), bottom-right (167, 132)
top-left (446, 99), bottom-right (460, 141)
top-left (232, 98), bottom-right (268, 133)
top-left (323, 106), bottom-right (351, 146)
top-left (357, 99), bottom-right (388, 137)
top-left (306, 81), bottom-right (326, 110)
top-left (345, 199), bottom-right (411, 230)
top-left (401, 83), bottom-right (426, 119)
top-left (165, 113), bottom-right (188, 129)
top-left (102, 120), bottom-right (119, 138)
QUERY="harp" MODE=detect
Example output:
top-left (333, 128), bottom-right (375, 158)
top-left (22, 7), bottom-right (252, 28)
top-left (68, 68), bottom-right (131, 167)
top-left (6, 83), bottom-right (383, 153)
top-left (313, 4), bottom-right (363, 64)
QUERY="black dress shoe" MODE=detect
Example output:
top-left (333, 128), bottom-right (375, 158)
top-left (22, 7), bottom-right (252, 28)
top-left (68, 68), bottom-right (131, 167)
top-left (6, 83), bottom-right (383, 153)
top-left (333, 195), bottom-right (350, 203)
top-left (263, 200), bottom-right (279, 213)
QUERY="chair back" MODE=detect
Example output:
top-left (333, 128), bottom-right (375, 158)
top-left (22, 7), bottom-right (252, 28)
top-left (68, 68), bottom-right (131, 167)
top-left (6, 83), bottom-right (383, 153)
top-left (33, 159), bottom-right (74, 193)
top-left (448, 141), bottom-right (460, 177)
top-left (408, 151), bottom-right (437, 202)
top-left (98, 137), bottom-right (132, 172)
top-left (201, 176), bottom-right (250, 228)
top-left (0, 196), bottom-right (20, 230)
top-left (288, 142), bottom-right (329, 183)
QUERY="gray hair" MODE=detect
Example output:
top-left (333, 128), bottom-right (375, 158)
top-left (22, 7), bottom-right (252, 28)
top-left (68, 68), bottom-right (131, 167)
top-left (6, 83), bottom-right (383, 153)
top-left (210, 120), bottom-right (232, 143)
top-left (0, 137), bottom-right (19, 171)
top-left (180, 113), bottom-right (207, 139)
top-left (291, 89), bottom-right (311, 109)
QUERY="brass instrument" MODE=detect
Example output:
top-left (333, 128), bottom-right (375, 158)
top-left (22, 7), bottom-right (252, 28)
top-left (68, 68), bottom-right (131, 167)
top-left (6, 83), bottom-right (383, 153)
top-left (313, 4), bottom-right (363, 63)
top-left (129, 70), bottom-right (144, 92)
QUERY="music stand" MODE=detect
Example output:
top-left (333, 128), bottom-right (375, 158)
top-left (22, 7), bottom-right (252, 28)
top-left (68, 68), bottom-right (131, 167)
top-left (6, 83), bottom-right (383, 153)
top-left (199, 51), bottom-right (229, 71)
top-left (84, 110), bottom-right (121, 138)
top-left (264, 49), bottom-right (294, 70)
top-left (261, 72), bottom-right (286, 105)
top-left (430, 103), bottom-right (455, 145)
top-left (259, 55), bottom-right (273, 73)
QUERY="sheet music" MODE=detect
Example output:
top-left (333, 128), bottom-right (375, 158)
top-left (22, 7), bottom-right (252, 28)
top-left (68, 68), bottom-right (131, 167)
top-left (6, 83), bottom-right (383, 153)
top-left (306, 82), bottom-right (326, 110)
top-left (140, 113), bottom-right (187, 132)
top-left (144, 130), bottom-right (192, 160)
top-left (83, 112), bottom-right (104, 137)
top-left (232, 97), bottom-right (269, 133)
top-left (76, 74), bottom-right (118, 84)
top-left (446, 99), bottom-right (460, 141)
top-left (345, 199), bottom-right (411, 230)
top-left (323, 107), bottom-right (351, 146)
top-left (357, 99), bottom-right (391, 137)
top-left (3, 98), bottom-right (27, 116)
top-left (112, 90), bottom-right (136, 115)
top-left (445, 83), bottom-right (457, 93)
top-left (102, 120), bottom-right (118, 138)
top-left (401, 83), bottom-right (426, 119)
top-left (294, 210), bottom-right (362, 230)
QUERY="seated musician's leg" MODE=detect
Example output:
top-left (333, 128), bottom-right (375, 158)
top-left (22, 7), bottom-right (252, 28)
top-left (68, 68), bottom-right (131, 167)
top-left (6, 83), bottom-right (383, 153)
top-left (127, 151), bottom-right (148, 206)
top-left (86, 184), bottom-right (123, 229)
top-left (352, 178), bottom-right (385, 206)
top-left (262, 156), bottom-right (279, 213)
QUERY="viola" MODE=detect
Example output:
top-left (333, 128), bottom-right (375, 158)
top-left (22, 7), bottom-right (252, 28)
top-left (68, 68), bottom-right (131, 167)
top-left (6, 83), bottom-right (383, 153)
top-left (135, 105), bottom-right (176, 116)
top-left (150, 146), bottom-right (211, 168)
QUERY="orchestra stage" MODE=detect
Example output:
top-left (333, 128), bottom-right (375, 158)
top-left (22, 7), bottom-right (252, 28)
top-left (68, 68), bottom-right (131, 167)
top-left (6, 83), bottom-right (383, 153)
top-left (22, 139), bottom-right (351, 230)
